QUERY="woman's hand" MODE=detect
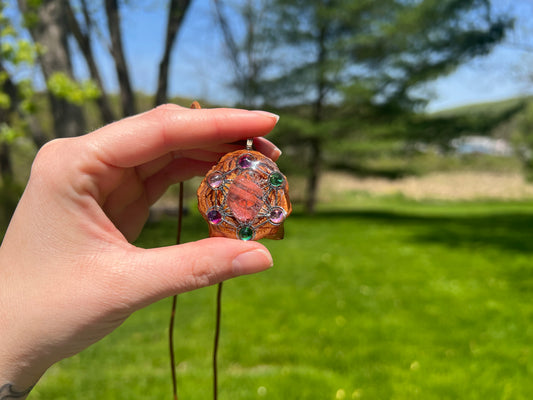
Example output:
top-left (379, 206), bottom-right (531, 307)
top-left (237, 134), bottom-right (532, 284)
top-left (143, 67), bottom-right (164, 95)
top-left (0, 104), bottom-right (280, 394)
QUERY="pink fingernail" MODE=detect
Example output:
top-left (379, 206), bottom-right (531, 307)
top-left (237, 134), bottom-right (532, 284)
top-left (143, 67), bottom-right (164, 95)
top-left (251, 110), bottom-right (280, 123)
top-left (232, 249), bottom-right (273, 275)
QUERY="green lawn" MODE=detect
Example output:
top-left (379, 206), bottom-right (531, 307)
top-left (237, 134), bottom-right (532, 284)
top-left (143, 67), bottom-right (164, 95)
top-left (31, 196), bottom-right (533, 399)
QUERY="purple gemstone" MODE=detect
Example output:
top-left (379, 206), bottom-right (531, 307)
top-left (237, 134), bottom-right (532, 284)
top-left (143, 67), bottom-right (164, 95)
top-left (207, 209), bottom-right (222, 225)
top-left (238, 154), bottom-right (253, 169)
top-left (208, 173), bottom-right (224, 189)
top-left (269, 207), bottom-right (286, 224)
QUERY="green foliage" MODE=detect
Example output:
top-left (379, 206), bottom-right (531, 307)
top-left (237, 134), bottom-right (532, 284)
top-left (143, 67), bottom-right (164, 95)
top-left (0, 91), bottom-right (10, 109)
top-left (0, 8), bottom-right (33, 140)
top-left (0, 123), bottom-right (22, 144)
top-left (19, 0), bottom-right (43, 29)
top-left (1, 39), bottom-right (38, 65)
top-left (30, 199), bottom-right (533, 399)
top-left (47, 72), bottom-right (101, 105)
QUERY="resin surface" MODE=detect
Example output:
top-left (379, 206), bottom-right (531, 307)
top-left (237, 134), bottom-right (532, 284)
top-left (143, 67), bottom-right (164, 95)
top-left (197, 149), bottom-right (292, 241)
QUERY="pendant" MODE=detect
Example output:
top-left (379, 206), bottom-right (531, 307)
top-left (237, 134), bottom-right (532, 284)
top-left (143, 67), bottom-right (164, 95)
top-left (197, 139), bottom-right (292, 241)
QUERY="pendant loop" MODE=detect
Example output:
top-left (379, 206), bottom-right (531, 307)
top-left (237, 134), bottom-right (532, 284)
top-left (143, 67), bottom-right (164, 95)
top-left (246, 138), bottom-right (253, 150)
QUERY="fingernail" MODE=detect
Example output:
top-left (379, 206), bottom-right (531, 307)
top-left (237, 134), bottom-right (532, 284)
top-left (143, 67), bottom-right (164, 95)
top-left (232, 249), bottom-right (273, 275)
top-left (251, 110), bottom-right (280, 123)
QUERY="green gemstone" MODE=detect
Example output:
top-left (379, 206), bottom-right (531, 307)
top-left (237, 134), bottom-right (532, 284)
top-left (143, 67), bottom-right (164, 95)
top-left (269, 172), bottom-right (284, 187)
top-left (238, 226), bottom-right (254, 241)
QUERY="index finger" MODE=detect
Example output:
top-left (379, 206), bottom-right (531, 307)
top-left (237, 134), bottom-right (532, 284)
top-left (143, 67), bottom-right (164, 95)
top-left (85, 104), bottom-right (280, 168)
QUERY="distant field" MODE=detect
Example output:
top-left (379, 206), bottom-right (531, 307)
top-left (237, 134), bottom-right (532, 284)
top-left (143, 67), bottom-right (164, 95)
top-left (33, 195), bottom-right (533, 400)
top-left (319, 171), bottom-right (533, 202)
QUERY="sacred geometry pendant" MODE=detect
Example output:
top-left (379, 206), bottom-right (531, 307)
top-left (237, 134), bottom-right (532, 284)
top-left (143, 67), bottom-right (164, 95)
top-left (197, 143), bottom-right (291, 241)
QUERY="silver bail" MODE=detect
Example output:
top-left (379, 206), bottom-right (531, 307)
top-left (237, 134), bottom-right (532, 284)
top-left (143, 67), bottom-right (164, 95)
top-left (246, 138), bottom-right (253, 150)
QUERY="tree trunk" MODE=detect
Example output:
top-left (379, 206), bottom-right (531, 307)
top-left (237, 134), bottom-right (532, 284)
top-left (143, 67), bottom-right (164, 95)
top-left (65, 1), bottom-right (116, 124)
top-left (154, 0), bottom-right (192, 106)
top-left (18, 0), bottom-right (86, 138)
top-left (0, 62), bottom-right (15, 182)
top-left (0, 143), bottom-right (13, 184)
top-left (305, 24), bottom-right (328, 214)
top-left (305, 137), bottom-right (322, 214)
top-left (105, 0), bottom-right (136, 117)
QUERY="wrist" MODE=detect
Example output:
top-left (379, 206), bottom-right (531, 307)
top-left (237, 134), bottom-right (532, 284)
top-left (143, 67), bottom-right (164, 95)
top-left (0, 383), bottom-right (34, 399)
top-left (0, 249), bottom-right (48, 398)
top-left (0, 330), bottom-right (46, 398)
top-left (0, 347), bottom-right (43, 399)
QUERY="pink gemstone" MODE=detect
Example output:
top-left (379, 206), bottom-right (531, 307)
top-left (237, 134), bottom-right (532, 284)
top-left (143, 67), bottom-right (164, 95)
top-left (207, 209), bottom-right (222, 224)
top-left (227, 175), bottom-right (263, 222)
top-left (208, 173), bottom-right (224, 189)
top-left (269, 207), bottom-right (286, 224)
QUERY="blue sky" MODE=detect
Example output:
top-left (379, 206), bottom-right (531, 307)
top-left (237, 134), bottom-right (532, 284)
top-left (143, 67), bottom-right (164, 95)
top-left (7, 0), bottom-right (533, 112)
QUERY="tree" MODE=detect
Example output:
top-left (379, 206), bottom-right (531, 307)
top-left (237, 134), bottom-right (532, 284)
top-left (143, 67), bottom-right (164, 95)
top-left (104, 0), bottom-right (136, 117)
top-left (18, 0), bottom-right (87, 138)
top-left (0, 1), bottom-right (41, 178)
top-left (155, 0), bottom-right (193, 106)
top-left (104, 0), bottom-right (194, 112)
top-left (213, 0), bottom-right (275, 107)
top-left (0, 1), bottom-right (41, 227)
top-left (234, 0), bottom-right (512, 213)
top-left (1, 0), bottom-right (197, 228)
top-left (65, 0), bottom-right (116, 124)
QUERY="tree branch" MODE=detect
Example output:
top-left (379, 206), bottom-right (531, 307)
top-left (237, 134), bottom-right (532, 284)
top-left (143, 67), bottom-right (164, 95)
top-left (104, 0), bottom-right (136, 117)
top-left (154, 0), bottom-right (192, 106)
top-left (65, 0), bottom-right (116, 124)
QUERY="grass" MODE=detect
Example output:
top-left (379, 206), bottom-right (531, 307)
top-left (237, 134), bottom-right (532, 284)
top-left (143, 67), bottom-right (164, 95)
top-left (28, 195), bottom-right (533, 399)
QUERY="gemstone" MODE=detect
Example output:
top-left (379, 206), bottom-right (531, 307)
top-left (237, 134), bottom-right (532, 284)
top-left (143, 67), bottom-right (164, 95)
top-left (269, 172), bottom-right (284, 187)
top-left (238, 226), bottom-right (254, 241)
top-left (238, 154), bottom-right (253, 169)
top-left (207, 209), bottom-right (222, 224)
top-left (269, 207), bottom-right (286, 224)
top-left (227, 175), bottom-right (263, 222)
top-left (208, 173), bottom-right (224, 189)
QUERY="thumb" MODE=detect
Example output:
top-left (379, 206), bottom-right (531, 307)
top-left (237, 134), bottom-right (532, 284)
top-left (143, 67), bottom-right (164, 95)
top-left (120, 238), bottom-right (273, 308)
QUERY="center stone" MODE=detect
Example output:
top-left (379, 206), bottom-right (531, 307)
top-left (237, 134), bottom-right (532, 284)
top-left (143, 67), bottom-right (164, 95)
top-left (227, 175), bottom-right (263, 222)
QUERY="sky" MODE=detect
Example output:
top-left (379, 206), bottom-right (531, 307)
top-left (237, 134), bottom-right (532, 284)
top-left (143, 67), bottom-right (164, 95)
top-left (426, 0), bottom-right (533, 111)
top-left (6, 0), bottom-right (533, 112)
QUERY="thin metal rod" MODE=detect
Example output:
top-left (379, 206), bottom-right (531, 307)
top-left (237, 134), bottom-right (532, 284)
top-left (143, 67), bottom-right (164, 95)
top-left (213, 282), bottom-right (223, 400)
top-left (169, 181), bottom-right (184, 400)
top-left (169, 294), bottom-right (178, 400)
top-left (176, 181), bottom-right (184, 245)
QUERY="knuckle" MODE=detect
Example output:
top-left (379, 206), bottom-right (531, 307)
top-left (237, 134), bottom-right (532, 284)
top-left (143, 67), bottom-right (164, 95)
top-left (187, 258), bottom-right (221, 290)
top-left (31, 138), bottom-right (73, 174)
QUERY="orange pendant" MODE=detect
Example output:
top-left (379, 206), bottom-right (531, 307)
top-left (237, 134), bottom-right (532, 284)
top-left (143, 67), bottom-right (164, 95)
top-left (197, 147), bottom-right (291, 241)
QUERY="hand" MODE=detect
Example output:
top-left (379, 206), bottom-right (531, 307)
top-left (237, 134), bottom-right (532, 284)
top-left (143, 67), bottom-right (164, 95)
top-left (0, 104), bottom-right (280, 393)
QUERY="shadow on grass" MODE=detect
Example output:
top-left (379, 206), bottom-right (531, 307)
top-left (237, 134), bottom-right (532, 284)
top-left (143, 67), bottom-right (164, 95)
top-left (140, 207), bottom-right (533, 296)
top-left (141, 207), bottom-right (533, 254)
top-left (291, 208), bottom-right (533, 254)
